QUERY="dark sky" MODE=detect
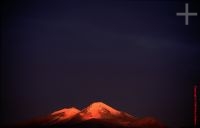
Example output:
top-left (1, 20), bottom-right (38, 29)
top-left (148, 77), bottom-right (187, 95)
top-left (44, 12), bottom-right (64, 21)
top-left (1, 0), bottom-right (200, 127)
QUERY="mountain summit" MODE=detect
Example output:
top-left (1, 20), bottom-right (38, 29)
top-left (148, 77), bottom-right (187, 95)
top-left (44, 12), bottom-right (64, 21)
top-left (14, 101), bottom-right (166, 128)
top-left (51, 107), bottom-right (80, 122)
top-left (78, 102), bottom-right (121, 120)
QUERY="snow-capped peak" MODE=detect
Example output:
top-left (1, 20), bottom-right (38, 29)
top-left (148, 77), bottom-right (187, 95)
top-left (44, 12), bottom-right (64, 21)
top-left (51, 107), bottom-right (80, 121)
top-left (79, 102), bottom-right (121, 120)
top-left (87, 102), bottom-right (120, 114)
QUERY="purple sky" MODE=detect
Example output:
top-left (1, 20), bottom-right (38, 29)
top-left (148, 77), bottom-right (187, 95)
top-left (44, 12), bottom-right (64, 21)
top-left (1, 0), bottom-right (200, 127)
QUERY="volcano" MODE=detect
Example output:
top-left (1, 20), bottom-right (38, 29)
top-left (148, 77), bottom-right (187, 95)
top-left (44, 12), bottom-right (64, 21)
top-left (13, 102), bottom-right (166, 128)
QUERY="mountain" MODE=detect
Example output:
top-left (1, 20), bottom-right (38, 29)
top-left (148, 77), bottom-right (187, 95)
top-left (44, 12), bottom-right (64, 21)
top-left (12, 102), bottom-right (166, 128)
top-left (50, 107), bottom-right (80, 123)
top-left (79, 102), bottom-right (122, 120)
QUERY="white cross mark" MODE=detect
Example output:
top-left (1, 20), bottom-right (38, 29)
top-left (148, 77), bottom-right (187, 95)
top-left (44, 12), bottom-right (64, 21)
top-left (176, 3), bottom-right (198, 25)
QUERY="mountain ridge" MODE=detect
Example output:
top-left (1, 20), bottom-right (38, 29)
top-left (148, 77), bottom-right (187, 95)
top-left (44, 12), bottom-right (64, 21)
top-left (12, 101), bottom-right (166, 128)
